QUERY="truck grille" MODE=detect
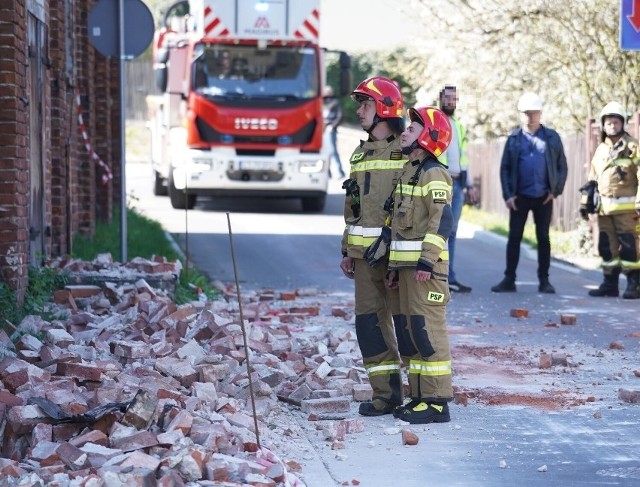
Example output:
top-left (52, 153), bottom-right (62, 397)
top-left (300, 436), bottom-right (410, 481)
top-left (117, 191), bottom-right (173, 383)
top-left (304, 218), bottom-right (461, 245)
top-left (196, 117), bottom-right (317, 145)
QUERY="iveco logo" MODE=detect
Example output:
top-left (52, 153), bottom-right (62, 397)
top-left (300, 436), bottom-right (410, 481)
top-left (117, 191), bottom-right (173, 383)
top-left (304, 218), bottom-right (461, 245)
top-left (234, 118), bottom-right (278, 130)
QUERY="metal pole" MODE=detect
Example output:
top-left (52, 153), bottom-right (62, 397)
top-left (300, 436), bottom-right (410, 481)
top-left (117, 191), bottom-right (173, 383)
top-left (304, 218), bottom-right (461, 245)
top-left (185, 171), bottom-right (189, 280)
top-left (119, 0), bottom-right (127, 262)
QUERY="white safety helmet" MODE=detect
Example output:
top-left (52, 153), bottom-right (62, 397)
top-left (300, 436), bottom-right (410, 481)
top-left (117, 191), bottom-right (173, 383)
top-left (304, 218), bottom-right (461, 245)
top-left (599, 101), bottom-right (627, 127)
top-left (517, 92), bottom-right (543, 112)
top-left (322, 86), bottom-right (334, 98)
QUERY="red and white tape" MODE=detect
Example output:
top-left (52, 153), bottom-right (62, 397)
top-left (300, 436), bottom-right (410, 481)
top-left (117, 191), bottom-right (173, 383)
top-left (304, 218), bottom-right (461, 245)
top-left (75, 89), bottom-right (113, 185)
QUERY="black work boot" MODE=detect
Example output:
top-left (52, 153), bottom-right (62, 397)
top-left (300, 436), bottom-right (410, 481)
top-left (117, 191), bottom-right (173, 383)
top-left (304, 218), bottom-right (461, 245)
top-left (359, 398), bottom-right (400, 417)
top-left (392, 398), bottom-right (421, 419)
top-left (622, 271), bottom-right (640, 300)
top-left (538, 278), bottom-right (556, 294)
top-left (397, 401), bottom-right (450, 424)
top-left (588, 270), bottom-right (620, 297)
top-left (491, 277), bottom-right (516, 293)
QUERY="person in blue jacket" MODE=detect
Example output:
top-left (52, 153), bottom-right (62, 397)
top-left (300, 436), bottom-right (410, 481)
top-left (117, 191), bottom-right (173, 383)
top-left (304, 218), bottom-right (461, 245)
top-left (491, 92), bottom-right (568, 294)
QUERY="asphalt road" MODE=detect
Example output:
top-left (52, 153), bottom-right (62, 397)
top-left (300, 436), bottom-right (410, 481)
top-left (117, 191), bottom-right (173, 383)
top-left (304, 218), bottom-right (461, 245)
top-left (125, 128), bottom-right (640, 486)
top-left (126, 127), bottom-right (363, 293)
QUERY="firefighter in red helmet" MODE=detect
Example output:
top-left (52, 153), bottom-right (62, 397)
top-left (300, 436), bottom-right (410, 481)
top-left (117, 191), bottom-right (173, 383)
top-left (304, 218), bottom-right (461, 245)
top-left (385, 106), bottom-right (455, 424)
top-left (340, 76), bottom-right (407, 416)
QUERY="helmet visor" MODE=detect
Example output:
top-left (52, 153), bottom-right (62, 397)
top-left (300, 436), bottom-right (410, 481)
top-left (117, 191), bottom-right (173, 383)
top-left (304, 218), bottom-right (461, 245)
top-left (351, 92), bottom-right (373, 104)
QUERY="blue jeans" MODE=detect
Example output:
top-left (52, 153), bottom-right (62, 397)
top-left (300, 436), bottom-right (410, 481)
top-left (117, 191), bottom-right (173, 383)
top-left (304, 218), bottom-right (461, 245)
top-left (328, 128), bottom-right (345, 177)
top-left (449, 179), bottom-right (464, 282)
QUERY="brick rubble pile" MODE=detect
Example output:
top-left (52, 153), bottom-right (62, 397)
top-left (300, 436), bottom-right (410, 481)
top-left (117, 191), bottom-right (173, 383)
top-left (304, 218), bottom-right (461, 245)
top-left (0, 255), bottom-right (376, 486)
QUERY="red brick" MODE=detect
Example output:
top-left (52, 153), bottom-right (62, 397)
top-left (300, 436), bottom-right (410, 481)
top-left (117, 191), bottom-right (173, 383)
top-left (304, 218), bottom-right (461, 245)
top-left (0, 389), bottom-right (23, 407)
top-left (57, 442), bottom-right (89, 470)
top-left (300, 397), bottom-right (350, 414)
top-left (510, 308), bottom-right (529, 318)
top-left (560, 314), bottom-right (577, 325)
top-left (619, 389), bottom-right (640, 404)
top-left (109, 431), bottom-right (159, 452)
top-left (539, 353), bottom-right (552, 369)
top-left (402, 429), bottom-right (419, 445)
top-left (64, 285), bottom-right (101, 298)
top-left (56, 362), bottom-right (102, 381)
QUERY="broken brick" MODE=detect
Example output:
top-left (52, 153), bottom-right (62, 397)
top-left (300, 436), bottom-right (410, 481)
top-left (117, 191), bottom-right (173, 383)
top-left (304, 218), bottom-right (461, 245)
top-left (352, 384), bottom-right (373, 402)
top-left (401, 429), bottom-right (419, 445)
top-left (619, 389), bottom-right (640, 404)
top-left (510, 308), bottom-right (529, 318)
top-left (300, 397), bottom-right (350, 414)
top-left (560, 314), bottom-right (577, 325)
top-left (65, 285), bottom-right (102, 298)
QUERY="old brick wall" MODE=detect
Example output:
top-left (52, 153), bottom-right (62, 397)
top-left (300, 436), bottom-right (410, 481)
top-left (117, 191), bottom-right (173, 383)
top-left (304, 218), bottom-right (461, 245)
top-left (49, 0), bottom-right (74, 257)
top-left (73, 2), bottom-right (97, 241)
top-left (0, 0), bottom-right (122, 305)
top-left (0, 0), bottom-right (30, 302)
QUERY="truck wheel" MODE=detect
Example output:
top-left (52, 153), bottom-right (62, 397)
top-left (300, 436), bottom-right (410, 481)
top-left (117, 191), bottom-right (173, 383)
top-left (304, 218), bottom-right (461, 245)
top-left (301, 194), bottom-right (326, 213)
top-left (169, 173), bottom-right (197, 210)
top-left (153, 170), bottom-right (168, 196)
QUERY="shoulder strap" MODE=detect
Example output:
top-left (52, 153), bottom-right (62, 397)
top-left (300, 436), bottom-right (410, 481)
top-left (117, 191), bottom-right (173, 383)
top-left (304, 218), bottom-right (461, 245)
top-left (409, 158), bottom-right (443, 185)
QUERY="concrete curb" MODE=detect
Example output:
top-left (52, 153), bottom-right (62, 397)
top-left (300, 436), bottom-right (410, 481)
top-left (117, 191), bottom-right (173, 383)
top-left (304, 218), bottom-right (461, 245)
top-left (459, 220), bottom-right (601, 281)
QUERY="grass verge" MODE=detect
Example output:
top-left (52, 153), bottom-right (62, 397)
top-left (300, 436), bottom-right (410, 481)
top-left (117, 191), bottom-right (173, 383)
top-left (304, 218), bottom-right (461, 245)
top-left (1, 267), bottom-right (69, 330)
top-left (1, 206), bottom-right (218, 336)
top-left (72, 206), bottom-right (219, 304)
top-left (461, 205), bottom-right (595, 259)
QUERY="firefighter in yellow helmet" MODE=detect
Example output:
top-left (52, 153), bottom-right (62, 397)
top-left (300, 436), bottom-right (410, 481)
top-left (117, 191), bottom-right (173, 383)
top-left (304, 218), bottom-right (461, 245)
top-left (339, 76), bottom-right (406, 416)
top-left (385, 106), bottom-right (454, 424)
top-left (583, 101), bottom-right (640, 299)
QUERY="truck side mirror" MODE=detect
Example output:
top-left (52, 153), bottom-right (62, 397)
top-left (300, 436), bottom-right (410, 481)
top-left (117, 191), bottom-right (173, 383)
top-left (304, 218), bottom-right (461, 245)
top-left (154, 48), bottom-right (169, 92)
top-left (338, 52), bottom-right (351, 98)
top-left (155, 65), bottom-right (168, 92)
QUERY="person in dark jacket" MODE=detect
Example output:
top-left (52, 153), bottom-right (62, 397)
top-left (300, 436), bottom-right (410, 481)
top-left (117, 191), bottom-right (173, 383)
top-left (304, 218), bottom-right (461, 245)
top-left (323, 86), bottom-right (345, 178)
top-left (491, 92), bottom-right (568, 294)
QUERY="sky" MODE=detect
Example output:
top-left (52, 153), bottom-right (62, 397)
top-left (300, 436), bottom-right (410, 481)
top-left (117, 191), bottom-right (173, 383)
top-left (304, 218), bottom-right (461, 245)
top-left (319, 0), bottom-right (422, 52)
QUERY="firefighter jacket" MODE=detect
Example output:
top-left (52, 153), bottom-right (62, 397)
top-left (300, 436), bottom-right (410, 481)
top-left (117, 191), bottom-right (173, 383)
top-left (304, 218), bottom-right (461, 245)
top-left (499, 125), bottom-right (568, 201)
top-left (437, 117), bottom-right (469, 186)
top-left (587, 134), bottom-right (640, 215)
top-left (341, 135), bottom-right (406, 259)
top-left (388, 156), bottom-right (453, 272)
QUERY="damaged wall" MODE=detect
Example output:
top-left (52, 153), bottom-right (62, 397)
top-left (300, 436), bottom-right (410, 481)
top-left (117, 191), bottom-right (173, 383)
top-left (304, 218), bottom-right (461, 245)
top-left (0, 0), bottom-right (121, 304)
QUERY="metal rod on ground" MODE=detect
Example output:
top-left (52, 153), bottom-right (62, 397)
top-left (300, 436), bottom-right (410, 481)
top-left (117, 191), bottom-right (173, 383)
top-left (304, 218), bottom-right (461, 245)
top-left (184, 173), bottom-right (189, 280)
top-left (226, 212), bottom-right (261, 449)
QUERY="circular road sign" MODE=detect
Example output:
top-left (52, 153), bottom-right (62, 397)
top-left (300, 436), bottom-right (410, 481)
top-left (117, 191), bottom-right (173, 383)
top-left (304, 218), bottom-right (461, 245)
top-left (88, 0), bottom-right (155, 59)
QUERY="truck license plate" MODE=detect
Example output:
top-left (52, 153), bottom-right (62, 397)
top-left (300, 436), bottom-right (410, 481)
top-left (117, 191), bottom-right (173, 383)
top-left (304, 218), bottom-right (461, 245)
top-left (239, 161), bottom-right (275, 171)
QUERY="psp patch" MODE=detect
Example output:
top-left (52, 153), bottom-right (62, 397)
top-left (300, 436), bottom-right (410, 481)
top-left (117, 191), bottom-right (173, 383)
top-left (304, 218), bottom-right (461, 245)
top-left (432, 189), bottom-right (447, 201)
top-left (350, 152), bottom-right (365, 163)
top-left (427, 291), bottom-right (445, 303)
top-left (390, 151), bottom-right (403, 160)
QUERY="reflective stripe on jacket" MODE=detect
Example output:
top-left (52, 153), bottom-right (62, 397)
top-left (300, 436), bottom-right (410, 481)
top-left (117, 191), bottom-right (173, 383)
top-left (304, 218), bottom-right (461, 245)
top-left (342, 135), bottom-right (406, 258)
top-left (388, 156), bottom-right (453, 270)
top-left (588, 134), bottom-right (640, 215)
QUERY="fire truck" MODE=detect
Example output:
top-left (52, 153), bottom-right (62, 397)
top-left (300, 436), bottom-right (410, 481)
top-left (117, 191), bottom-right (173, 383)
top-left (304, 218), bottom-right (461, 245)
top-left (149, 0), bottom-right (351, 211)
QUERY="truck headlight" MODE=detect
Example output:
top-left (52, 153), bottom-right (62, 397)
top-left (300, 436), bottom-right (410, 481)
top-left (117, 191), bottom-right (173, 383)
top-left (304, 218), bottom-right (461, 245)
top-left (299, 159), bottom-right (324, 174)
top-left (192, 157), bottom-right (213, 170)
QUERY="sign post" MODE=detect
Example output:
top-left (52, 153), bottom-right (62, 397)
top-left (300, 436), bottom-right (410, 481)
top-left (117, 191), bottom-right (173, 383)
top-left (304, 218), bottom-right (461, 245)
top-left (621, 0), bottom-right (640, 50)
top-left (88, 0), bottom-right (154, 262)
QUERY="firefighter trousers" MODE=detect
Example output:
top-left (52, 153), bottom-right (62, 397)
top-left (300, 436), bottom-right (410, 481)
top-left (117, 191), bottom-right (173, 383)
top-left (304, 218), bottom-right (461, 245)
top-left (353, 258), bottom-right (402, 407)
top-left (393, 268), bottom-right (453, 402)
top-left (597, 213), bottom-right (640, 273)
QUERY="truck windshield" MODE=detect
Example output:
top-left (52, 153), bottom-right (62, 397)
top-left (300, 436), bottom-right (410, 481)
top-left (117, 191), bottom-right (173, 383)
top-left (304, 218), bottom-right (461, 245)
top-left (192, 44), bottom-right (319, 100)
